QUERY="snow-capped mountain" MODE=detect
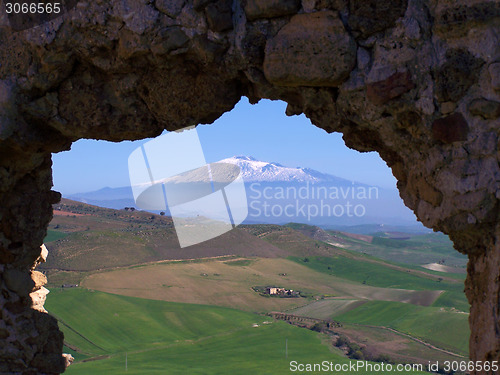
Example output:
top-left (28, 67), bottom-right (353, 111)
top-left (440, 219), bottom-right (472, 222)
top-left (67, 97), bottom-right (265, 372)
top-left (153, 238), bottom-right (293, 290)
top-left (219, 156), bottom-right (353, 184)
top-left (66, 156), bottom-right (421, 227)
top-left (151, 156), bottom-right (355, 185)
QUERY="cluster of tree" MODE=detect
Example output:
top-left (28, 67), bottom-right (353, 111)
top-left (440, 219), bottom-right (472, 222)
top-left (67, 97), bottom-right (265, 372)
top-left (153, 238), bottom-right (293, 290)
top-left (334, 334), bottom-right (392, 363)
top-left (332, 335), bottom-right (458, 373)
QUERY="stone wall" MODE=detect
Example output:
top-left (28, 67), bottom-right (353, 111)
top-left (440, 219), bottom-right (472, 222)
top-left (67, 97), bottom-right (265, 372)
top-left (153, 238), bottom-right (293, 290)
top-left (0, 0), bottom-right (498, 373)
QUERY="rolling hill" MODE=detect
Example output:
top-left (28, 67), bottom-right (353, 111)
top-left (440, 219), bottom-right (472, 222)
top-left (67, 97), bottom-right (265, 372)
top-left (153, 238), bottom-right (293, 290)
top-left (284, 223), bottom-right (467, 271)
top-left (46, 289), bottom-right (430, 375)
top-left (42, 199), bottom-right (470, 371)
top-left (45, 289), bottom-right (339, 374)
top-left (43, 199), bottom-right (288, 272)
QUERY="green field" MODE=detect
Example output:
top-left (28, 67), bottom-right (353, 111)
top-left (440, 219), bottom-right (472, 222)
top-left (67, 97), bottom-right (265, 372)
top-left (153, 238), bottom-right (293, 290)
top-left (47, 288), bottom-right (269, 356)
top-left (289, 299), bottom-right (367, 320)
top-left (289, 256), bottom-right (461, 291)
top-left (44, 229), bottom-right (68, 243)
top-left (287, 255), bottom-right (469, 313)
top-left (41, 200), bottom-right (472, 371)
top-left (224, 259), bottom-right (255, 267)
top-left (432, 291), bottom-right (470, 312)
top-left (46, 289), bottom-right (428, 374)
top-left (332, 231), bottom-right (467, 269)
top-left (334, 301), bottom-right (469, 356)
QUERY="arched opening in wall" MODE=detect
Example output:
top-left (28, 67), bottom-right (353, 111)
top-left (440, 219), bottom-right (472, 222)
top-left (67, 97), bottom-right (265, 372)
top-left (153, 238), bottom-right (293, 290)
top-left (43, 99), bottom-right (469, 372)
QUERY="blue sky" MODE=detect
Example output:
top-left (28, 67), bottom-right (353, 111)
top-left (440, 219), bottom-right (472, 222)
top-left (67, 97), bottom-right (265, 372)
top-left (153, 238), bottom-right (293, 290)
top-left (52, 98), bottom-right (397, 195)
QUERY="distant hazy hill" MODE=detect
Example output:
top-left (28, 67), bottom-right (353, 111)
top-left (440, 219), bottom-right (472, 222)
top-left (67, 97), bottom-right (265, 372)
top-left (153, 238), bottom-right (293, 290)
top-left (67, 186), bottom-right (135, 210)
top-left (324, 223), bottom-right (432, 235)
top-left (281, 223), bottom-right (465, 269)
top-left (45, 199), bottom-right (464, 273)
top-left (67, 156), bottom-right (422, 228)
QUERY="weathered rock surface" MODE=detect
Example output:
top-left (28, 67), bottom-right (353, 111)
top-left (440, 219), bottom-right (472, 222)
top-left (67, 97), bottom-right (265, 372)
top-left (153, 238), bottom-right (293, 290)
top-left (263, 11), bottom-right (356, 87)
top-left (468, 98), bottom-right (500, 119)
top-left (244, 0), bottom-right (301, 21)
top-left (31, 286), bottom-right (49, 313)
top-left (366, 71), bottom-right (415, 105)
top-left (0, 0), bottom-right (499, 373)
top-left (435, 49), bottom-right (484, 103)
top-left (156, 0), bottom-right (185, 17)
top-left (434, 1), bottom-right (500, 37)
top-left (205, 0), bottom-right (233, 32)
top-left (432, 113), bottom-right (470, 144)
top-left (348, 0), bottom-right (408, 38)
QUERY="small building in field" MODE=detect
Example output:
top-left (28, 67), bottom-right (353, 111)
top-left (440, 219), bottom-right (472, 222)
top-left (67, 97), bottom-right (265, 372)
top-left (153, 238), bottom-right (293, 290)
top-left (266, 287), bottom-right (293, 296)
top-left (253, 285), bottom-right (300, 298)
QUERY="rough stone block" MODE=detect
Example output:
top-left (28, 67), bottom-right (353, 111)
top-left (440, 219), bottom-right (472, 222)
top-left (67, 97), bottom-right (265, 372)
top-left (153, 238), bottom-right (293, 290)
top-left (315, 0), bottom-right (347, 11)
top-left (440, 101), bottom-right (456, 114)
top-left (156, 0), bottom-right (185, 17)
top-left (35, 244), bottom-right (49, 267)
top-left (416, 178), bottom-right (443, 207)
top-left (63, 353), bottom-right (74, 368)
top-left (30, 353), bottom-right (66, 374)
top-left (150, 27), bottom-right (190, 55)
top-left (206, 0), bottom-right (233, 32)
top-left (0, 328), bottom-right (9, 339)
top-left (30, 286), bottom-right (49, 313)
top-left (193, 0), bottom-right (214, 11)
top-left (366, 71), bottom-right (414, 105)
top-left (435, 2), bottom-right (500, 37)
top-left (348, 0), bottom-right (407, 38)
top-left (468, 98), bottom-right (500, 119)
top-left (113, 0), bottom-right (159, 35)
top-left (244, 0), bottom-right (301, 21)
top-left (432, 113), bottom-right (469, 144)
top-left (4, 269), bottom-right (35, 296)
top-left (263, 11), bottom-right (356, 87)
top-left (435, 49), bottom-right (484, 103)
top-left (31, 271), bottom-right (47, 290)
top-left (489, 62), bottom-right (500, 91)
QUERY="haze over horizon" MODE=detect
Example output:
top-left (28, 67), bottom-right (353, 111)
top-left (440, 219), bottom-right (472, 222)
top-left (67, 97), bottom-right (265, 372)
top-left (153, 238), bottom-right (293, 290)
top-left (59, 152), bottom-right (420, 228)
